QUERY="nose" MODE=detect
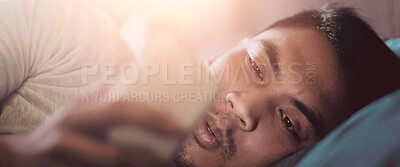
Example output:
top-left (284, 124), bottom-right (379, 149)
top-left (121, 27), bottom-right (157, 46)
top-left (225, 92), bottom-right (259, 131)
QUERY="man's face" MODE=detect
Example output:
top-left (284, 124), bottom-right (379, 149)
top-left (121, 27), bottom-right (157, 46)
top-left (175, 27), bottom-right (347, 167)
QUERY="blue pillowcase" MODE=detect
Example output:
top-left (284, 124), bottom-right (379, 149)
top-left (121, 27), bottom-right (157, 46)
top-left (386, 38), bottom-right (400, 57)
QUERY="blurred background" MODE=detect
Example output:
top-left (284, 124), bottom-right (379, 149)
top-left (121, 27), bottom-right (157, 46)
top-left (89, 0), bottom-right (400, 61)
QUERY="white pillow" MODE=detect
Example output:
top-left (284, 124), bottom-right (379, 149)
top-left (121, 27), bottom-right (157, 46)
top-left (0, 0), bottom-right (132, 133)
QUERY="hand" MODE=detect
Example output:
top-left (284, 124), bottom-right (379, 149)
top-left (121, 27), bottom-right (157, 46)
top-left (0, 102), bottom-right (184, 167)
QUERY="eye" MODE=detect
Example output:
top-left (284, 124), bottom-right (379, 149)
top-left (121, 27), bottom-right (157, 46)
top-left (279, 109), bottom-right (295, 131)
top-left (283, 115), bottom-right (293, 128)
top-left (249, 57), bottom-right (263, 80)
top-left (279, 109), bottom-right (300, 141)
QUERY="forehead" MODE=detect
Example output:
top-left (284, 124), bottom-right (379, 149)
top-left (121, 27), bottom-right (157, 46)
top-left (251, 28), bottom-right (346, 130)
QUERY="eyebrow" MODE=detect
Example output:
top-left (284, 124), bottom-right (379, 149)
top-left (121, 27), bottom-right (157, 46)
top-left (291, 98), bottom-right (323, 139)
top-left (260, 40), bottom-right (281, 76)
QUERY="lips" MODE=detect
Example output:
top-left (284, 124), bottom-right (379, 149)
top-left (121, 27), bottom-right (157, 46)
top-left (194, 119), bottom-right (220, 150)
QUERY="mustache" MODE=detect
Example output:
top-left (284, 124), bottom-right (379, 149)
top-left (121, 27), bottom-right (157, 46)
top-left (207, 105), bottom-right (237, 161)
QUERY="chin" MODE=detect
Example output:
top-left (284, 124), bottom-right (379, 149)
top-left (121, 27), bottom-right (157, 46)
top-left (173, 135), bottom-right (199, 167)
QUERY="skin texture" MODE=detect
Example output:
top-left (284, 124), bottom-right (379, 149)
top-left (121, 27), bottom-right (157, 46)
top-left (175, 27), bottom-right (347, 167)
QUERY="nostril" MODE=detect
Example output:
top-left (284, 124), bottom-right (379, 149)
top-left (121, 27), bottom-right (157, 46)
top-left (228, 100), bottom-right (234, 109)
top-left (240, 118), bottom-right (246, 126)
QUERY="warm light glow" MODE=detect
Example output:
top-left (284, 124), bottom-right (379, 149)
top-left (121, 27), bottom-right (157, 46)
top-left (91, 0), bottom-right (230, 22)
top-left (90, 0), bottom-right (240, 60)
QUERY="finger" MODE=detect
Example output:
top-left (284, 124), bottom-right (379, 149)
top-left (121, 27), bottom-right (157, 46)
top-left (46, 129), bottom-right (121, 167)
top-left (109, 102), bottom-right (184, 135)
top-left (62, 102), bottom-right (184, 136)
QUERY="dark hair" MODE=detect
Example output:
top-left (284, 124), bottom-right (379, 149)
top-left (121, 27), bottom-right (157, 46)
top-left (267, 5), bottom-right (400, 123)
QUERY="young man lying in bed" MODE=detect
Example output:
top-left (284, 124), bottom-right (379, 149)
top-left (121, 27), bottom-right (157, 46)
top-left (0, 1), bottom-right (399, 166)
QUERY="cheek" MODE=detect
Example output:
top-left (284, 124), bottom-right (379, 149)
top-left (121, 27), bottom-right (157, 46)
top-left (228, 124), bottom-right (294, 166)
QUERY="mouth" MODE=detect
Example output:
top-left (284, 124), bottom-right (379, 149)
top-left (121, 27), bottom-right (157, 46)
top-left (193, 119), bottom-right (221, 150)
